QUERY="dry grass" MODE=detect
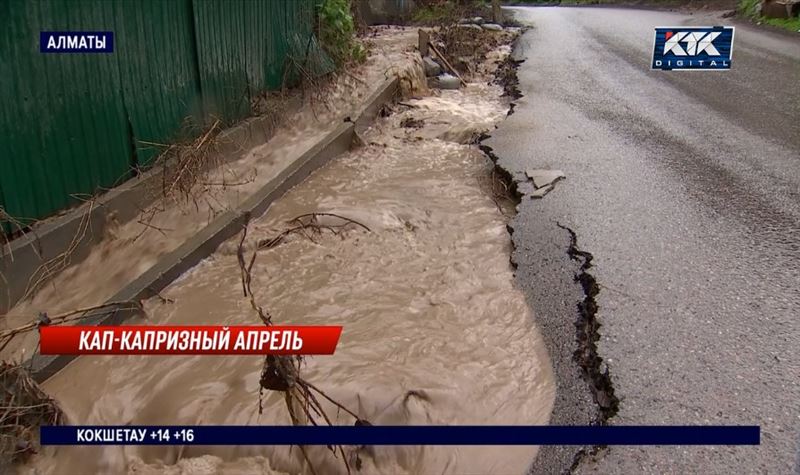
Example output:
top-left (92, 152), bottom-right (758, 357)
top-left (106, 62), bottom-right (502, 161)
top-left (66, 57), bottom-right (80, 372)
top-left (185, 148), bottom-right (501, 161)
top-left (433, 24), bottom-right (513, 79)
top-left (135, 120), bottom-right (230, 239)
top-left (0, 362), bottom-right (63, 464)
top-left (16, 197), bottom-right (97, 307)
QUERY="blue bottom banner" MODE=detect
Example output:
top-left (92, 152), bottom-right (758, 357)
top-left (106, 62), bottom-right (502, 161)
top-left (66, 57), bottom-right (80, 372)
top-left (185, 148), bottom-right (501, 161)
top-left (40, 426), bottom-right (760, 446)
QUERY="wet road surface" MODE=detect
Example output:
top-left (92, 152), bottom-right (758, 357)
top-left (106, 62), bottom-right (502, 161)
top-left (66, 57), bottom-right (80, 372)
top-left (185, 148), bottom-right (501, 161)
top-left (485, 6), bottom-right (800, 473)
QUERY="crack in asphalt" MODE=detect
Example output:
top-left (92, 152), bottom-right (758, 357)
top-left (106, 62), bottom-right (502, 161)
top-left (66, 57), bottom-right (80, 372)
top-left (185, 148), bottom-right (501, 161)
top-left (557, 222), bottom-right (619, 423)
top-left (557, 222), bottom-right (620, 472)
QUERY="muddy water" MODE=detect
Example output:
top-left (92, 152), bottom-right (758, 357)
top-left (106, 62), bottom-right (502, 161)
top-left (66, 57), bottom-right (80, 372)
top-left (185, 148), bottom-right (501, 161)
top-left (1, 27), bottom-right (422, 361)
top-left (25, 35), bottom-right (555, 475)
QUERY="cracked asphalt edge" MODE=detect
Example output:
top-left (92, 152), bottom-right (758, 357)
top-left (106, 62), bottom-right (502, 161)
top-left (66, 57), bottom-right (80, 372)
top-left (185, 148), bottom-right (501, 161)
top-left (557, 222), bottom-right (620, 471)
top-left (479, 29), bottom-right (620, 475)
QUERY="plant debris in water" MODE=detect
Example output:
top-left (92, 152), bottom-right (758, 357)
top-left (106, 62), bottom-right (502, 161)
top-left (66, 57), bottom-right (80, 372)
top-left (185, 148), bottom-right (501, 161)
top-left (236, 215), bottom-right (371, 475)
top-left (399, 117), bottom-right (425, 129)
top-left (0, 362), bottom-right (63, 465)
top-left (431, 23), bottom-right (518, 81)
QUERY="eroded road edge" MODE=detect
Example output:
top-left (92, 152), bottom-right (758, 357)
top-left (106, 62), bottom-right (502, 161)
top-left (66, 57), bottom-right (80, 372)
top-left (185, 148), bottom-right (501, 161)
top-left (480, 31), bottom-right (620, 474)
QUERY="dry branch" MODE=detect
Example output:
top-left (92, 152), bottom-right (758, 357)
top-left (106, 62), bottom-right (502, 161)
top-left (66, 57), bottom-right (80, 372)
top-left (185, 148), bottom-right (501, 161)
top-left (0, 207), bottom-right (41, 255)
top-left (0, 362), bottom-right (63, 464)
top-left (479, 167), bottom-right (514, 218)
top-left (133, 120), bottom-right (232, 241)
top-left (236, 216), bottom-right (371, 475)
top-left (0, 299), bottom-right (141, 465)
top-left (18, 197), bottom-right (97, 305)
top-left (0, 301), bottom-right (142, 354)
top-left (256, 213), bottom-right (371, 252)
top-left (428, 41), bottom-right (467, 86)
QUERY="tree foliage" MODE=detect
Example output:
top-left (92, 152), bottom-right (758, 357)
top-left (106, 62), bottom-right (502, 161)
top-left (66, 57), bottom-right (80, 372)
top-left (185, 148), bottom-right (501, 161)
top-left (317, 0), bottom-right (366, 65)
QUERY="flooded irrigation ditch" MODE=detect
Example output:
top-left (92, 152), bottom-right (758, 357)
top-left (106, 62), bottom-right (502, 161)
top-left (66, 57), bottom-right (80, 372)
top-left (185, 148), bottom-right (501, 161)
top-left (5, 27), bottom-right (556, 475)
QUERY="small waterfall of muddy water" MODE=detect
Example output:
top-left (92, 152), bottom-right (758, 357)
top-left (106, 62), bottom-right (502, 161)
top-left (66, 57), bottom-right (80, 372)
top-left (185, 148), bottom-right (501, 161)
top-left (23, 32), bottom-right (555, 475)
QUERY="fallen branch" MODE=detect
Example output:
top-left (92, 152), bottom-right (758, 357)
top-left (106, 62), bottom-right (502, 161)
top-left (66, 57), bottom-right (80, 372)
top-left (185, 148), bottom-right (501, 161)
top-left (165, 120), bottom-right (220, 199)
top-left (18, 197), bottom-right (97, 305)
top-left (479, 168), bottom-right (513, 218)
top-left (236, 219), bottom-right (369, 475)
top-left (257, 213), bottom-right (371, 251)
top-left (0, 362), bottom-right (63, 464)
top-left (0, 208), bottom-right (42, 262)
top-left (133, 119), bottom-right (231, 241)
top-left (290, 213), bottom-right (371, 232)
top-left (428, 41), bottom-right (467, 86)
top-left (0, 301), bottom-right (142, 354)
top-left (237, 218), bottom-right (270, 325)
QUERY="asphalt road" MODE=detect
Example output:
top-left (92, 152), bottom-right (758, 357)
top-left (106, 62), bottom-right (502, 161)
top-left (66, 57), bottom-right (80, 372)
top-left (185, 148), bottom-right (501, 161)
top-left (484, 7), bottom-right (800, 474)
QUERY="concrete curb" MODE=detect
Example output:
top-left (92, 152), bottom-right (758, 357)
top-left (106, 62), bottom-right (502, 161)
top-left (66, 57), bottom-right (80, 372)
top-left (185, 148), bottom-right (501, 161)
top-left (24, 77), bottom-right (400, 383)
top-left (355, 77), bottom-right (399, 134)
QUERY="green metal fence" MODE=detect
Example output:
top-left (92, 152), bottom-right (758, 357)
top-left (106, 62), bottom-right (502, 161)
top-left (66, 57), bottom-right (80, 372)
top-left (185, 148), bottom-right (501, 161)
top-left (0, 0), bottom-right (317, 229)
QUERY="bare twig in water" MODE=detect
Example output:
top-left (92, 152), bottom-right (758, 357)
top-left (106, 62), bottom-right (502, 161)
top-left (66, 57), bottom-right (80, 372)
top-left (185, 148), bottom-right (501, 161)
top-left (290, 213), bottom-right (371, 232)
top-left (341, 69), bottom-right (367, 86)
top-left (255, 213), bottom-right (371, 252)
top-left (19, 197), bottom-right (97, 304)
top-left (0, 207), bottom-right (43, 261)
top-left (237, 217), bottom-right (271, 325)
top-left (0, 301), bottom-right (143, 354)
top-left (236, 217), bottom-right (370, 475)
top-left (134, 119), bottom-right (245, 242)
top-left (135, 218), bottom-right (172, 237)
top-left (479, 168), bottom-right (514, 218)
top-left (285, 54), bottom-right (326, 121)
top-left (0, 297), bottom-right (142, 464)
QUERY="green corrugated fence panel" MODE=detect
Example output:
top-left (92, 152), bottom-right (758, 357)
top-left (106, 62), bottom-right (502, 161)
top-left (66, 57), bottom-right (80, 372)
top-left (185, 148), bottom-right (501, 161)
top-left (0, 0), bottom-right (131, 224)
top-left (192, 0), bottom-right (316, 125)
top-left (245, 0), bottom-right (265, 94)
top-left (0, 183), bottom-right (7, 236)
top-left (113, 0), bottom-right (202, 168)
top-left (0, 0), bottom-right (319, 226)
top-left (264, 0), bottom-right (319, 90)
top-left (192, 0), bottom-right (250, 125)
top-left (265, 0), bottom-right (284, 90)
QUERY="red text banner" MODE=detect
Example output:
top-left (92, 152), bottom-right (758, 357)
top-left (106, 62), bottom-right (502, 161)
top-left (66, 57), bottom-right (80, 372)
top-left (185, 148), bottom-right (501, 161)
top-left (39, 326), bottom-right (342, 355)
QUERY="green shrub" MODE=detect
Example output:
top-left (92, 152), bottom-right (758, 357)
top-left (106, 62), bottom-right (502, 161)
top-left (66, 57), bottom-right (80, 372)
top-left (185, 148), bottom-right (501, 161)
top-left (738, 0), bottom-right (800, 32)
top-left (738, 0), bottom-right (760, 17)
top-left (412, 3), bottom-right (459, 25)
top-left (317, 0), bottom-right (366, 65)
top-left (761, 16), bottom-right (800, 30)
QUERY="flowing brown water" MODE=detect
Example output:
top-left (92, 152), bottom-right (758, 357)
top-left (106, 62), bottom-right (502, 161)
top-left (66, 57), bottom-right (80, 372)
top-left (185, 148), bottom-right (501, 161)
top-left (22, 31), bottom-right (555, 475)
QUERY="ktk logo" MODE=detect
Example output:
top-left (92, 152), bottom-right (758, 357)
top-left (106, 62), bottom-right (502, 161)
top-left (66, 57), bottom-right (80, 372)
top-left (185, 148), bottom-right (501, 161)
top-left (663, 31), bottom-right (721, 56)
top-left (652, 26), bottom-right (734, 71)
